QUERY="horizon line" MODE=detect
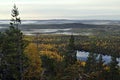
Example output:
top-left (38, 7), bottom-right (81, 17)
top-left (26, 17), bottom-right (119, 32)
top-left (0, 19), bottom-right (120, 21)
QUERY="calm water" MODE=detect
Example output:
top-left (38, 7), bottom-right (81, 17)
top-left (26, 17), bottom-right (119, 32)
top-left (77, 51), bottom-right (120, 66)
top-left (0, 26), bottom-right (7, 29)
top-left (22, 28), bottom-right (72, 35)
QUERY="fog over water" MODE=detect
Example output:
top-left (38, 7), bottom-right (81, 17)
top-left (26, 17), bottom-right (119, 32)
top-left (0, 20), bottom-right (120, 35)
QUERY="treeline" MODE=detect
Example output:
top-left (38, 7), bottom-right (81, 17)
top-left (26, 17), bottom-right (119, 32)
top-left (30, 34), bottom-right (120, 57)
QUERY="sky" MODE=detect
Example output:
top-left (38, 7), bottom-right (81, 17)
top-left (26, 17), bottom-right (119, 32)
top-left (0, 0), bottom-right (120, 20)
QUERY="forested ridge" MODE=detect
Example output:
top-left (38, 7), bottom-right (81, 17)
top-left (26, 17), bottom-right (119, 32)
top-left (0, 4), bottom-right (120, 80)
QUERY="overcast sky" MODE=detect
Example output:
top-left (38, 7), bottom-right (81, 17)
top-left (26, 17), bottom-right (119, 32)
top-left (0, 0), bottom-right (120, 20)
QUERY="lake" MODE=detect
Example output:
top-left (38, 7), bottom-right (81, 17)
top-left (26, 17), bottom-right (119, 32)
top-left (22, 29), bottom-right (92, 36)
top-left (77, 51), bottom-right (120, 66)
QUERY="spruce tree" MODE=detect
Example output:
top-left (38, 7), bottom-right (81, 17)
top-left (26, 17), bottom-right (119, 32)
top-left (1, 4), bottom-right (28, 80)
top-left (96, 54), bottom-right (105, 80)
top-left (84, 52), bottom-right (97, 73)
top-left (65, 35), bottom-right (77, 66)
top-left (0, 32), bottom-right (4, 80)
top-left (109, 56), bottom-right (120, 80)
top-left (97, 54), bottom-right (105, 71)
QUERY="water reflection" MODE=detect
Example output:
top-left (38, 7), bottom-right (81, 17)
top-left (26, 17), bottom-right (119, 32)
top-left (77, 51), bottom-right (120, 66)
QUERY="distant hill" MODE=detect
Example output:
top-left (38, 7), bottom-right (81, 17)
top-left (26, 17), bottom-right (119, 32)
top-left (0, 20), bottom-right (120, 35)
top-left (20, 23), bottom-right (111, 29)
top-left (0, 19), bottom-right (120, 25)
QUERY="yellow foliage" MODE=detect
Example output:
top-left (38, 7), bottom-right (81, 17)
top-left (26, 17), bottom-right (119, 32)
top-left (40, 50), bottom-right (63, 62)
top-left (81, 61), bottom-right (86, 66)
top-left (39, 44), bottom-right (56, 50)
top-left (24, 43), bottom-right (42, 79)
top-left (24, 36), bottom-right (34, 41)
top-left (104, 66), bottom-right (110, 71)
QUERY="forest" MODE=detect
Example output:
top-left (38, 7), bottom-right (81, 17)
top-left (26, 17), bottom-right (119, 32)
top-left (0, 4), bottom-right (120, 80)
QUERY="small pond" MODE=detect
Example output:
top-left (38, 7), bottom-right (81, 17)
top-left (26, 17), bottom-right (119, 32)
top-left (77, 51), bottom-right (120, 66)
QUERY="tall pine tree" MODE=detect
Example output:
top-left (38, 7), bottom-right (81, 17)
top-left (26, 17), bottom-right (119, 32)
top-left (108, 56), bottom-right (120, 80)
top-left (65, 35), bottom-right (77, 66)
top-left (84, 52), bottom-right (98, 73)
top-left (97, 54), bottom-right (105, 71)
top-left (0, 4), bottom-right (28, 80)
